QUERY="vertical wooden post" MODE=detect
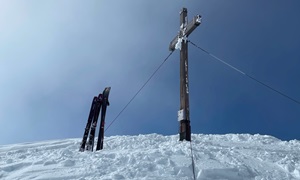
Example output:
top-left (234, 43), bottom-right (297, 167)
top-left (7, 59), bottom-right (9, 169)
top-left (169, 8), bottom-right (201, 141)
top-left (179, 8), bottom-right (191, 141)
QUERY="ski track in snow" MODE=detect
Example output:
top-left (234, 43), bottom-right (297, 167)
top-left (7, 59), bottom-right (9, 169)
top-left (0, 134), bottom-right (299, 180)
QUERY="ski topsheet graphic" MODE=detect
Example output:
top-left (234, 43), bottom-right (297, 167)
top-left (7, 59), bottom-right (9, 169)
top-left (80, 87), bottom-right (111, 152)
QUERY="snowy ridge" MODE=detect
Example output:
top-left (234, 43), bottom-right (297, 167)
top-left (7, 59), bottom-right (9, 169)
top-left (0, 134), bottom-right (300, 180)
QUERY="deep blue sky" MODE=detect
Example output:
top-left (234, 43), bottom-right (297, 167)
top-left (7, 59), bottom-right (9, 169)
top-left (1, 1), bottom-right (299, 145)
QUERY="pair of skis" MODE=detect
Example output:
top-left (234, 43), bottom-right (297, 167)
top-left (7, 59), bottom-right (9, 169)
top-left (79, 87), bottom-right (111, 152)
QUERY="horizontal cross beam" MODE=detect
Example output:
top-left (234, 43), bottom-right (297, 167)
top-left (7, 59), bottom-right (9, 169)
top-left (169, 13), bottom-right (201, 51)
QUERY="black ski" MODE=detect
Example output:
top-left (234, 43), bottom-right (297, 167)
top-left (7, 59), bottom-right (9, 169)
top-left (96, 87), bottom-right (111, 151)
top-left (79, 97), bottom-right (98, 152)
top-left (86, 93), bottom-right (102, 151)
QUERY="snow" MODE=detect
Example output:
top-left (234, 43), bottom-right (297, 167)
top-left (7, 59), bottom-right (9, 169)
top-left (175, 37), bottom-right (183, 50)
top-left (175, 35), bottom-right (187, 51)
top-left (0, 134), bottom-right (300, 180)
top-left (196, 15), bottom-right (202, 24)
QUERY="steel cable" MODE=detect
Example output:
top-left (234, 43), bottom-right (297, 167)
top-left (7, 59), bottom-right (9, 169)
top-left (105, 51), bottom-right (174, 132)
top-left (188, 40), bottom-right (300, 106)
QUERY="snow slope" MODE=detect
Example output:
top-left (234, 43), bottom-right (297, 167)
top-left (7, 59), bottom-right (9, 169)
top-left (0, 134), bottom-right (299, 180)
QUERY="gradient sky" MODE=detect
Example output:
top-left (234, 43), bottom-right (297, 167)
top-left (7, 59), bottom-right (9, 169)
top-left (1, 1), bottom-right (299, 145)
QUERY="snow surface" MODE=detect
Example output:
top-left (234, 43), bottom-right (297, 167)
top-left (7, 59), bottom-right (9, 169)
top-left (0, 134), bottom-right (300, 180)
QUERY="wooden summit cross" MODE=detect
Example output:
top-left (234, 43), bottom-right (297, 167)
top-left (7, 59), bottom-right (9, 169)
top-left (169, 8), bottom-right (201, 141)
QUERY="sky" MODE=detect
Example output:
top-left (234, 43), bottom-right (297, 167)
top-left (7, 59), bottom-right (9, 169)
top-left (0, 0), bottom-right (299, 145)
